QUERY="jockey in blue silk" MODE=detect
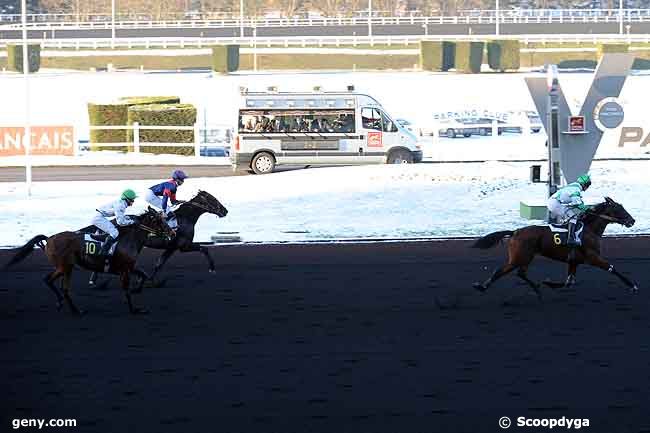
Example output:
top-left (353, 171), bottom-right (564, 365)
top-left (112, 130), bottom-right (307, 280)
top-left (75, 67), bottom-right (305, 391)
top-left (547, 173), bottom-right (592, 252)
top-left (145, 170), bottom-right (188, 229)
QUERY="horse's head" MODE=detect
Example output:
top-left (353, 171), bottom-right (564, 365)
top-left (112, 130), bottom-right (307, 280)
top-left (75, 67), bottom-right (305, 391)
top-left (139, 207), bottom-right (176, 239)
top-left (596, 197), bottom-right (635, 228)
top-left (191, 190), bottom-right (228, 218)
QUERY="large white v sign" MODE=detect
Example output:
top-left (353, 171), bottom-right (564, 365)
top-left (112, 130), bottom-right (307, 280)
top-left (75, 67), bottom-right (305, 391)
top-left (525, 53), bottom-right (634, 183)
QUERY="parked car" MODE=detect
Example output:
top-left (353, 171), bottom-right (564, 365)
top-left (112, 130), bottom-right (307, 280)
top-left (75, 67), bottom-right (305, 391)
top-left (437, 119), bottom-right (476, 138)
top-left (395, 118), bottom-right (415, 133)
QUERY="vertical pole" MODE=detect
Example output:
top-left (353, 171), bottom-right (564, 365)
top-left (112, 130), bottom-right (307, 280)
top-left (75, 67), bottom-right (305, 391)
top-left (253, 26), bottom-right (257, 71)
top-left (240, 0), bottom-right (244, 38)
top-left (495, 0), bottom-right (500, 36)
top-left (111, 0), bottom-right (116, 45)
top-left (21, 0), bottom-right (32, 197)
top-left (133, 122), bottom-right (140, 153)
top-left (194, 123), bottom-right (201, 157)
top-left (368, 0), bottom-right (372, 38)
top-left (619, 0), bottom-right (624, 35)
top-left (546, 64), bottom-right (560, 222)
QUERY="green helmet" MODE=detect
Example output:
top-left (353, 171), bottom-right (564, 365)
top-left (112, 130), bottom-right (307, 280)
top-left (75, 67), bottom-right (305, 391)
top-left (121, 189), bottom-right (137, 201)
top-left (577, 174), bottom-right (591, 189)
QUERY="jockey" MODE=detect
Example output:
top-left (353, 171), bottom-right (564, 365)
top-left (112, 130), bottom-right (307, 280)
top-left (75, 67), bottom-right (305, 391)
top-left (145, 169), bottom-right (188, 229)
top-left (547, 173), bottom-right (592, 248)
top-left (91, 189), bottom-right (137, 257)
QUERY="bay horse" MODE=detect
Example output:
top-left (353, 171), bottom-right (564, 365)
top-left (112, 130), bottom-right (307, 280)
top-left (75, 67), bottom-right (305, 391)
top-left (89, 190), bottom-right (228, 286)
top-left (4, 208), bottom-right (173, 315)
top-left (472, 197), bottom-right (638, 296)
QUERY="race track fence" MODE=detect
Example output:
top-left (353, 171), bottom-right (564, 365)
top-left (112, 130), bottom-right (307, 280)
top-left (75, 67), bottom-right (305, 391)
top-left (87, 123), bottom-right (232, 156)
top-left (2, 34), bottom-right (650, 51)
top-left (1, 9), bottom-right (650, 29)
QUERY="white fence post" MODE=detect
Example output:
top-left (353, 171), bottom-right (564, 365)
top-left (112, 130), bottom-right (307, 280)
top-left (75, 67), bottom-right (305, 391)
top-left (491, 120), bottom-right (498, 137)
top-left (133, 122), bottom-right (140, 153)
top-left (194, 123), bottom-right (201, 157)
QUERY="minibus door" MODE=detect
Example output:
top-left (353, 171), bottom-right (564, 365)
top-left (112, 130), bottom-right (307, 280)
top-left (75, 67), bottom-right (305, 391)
top-left (360, 107), bottom-right (387, 163)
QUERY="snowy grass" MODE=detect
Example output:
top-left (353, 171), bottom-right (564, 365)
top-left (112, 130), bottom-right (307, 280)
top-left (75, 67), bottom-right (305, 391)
top-left (1, 160), bottom-right (648, 248)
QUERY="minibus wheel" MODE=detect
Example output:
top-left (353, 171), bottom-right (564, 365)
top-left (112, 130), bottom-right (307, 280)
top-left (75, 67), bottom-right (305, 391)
top-left (251, 152), bottom-right (276, 174)
top-left (387, 149), bottom-right (414, 164)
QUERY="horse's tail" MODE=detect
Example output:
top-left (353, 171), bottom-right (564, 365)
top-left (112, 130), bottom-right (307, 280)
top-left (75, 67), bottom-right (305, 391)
top-left (472, 230), bottom-right (514, 249)
top-left (4, 235), bottom-right (48, 269)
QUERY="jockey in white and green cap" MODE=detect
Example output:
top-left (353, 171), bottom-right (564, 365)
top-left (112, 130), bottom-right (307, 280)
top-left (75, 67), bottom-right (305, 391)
top-left (547, 174), bottom-right (592, 249)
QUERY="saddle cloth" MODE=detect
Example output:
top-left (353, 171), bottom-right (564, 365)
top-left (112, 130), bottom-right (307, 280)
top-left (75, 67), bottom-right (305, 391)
top-left (82, 234), bottom-right (117, 257)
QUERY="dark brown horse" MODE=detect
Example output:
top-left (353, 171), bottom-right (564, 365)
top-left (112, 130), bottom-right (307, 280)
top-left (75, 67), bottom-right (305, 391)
top-left (472, 197), bottom-right (638, 296)
top-left (4, 208), bottom-right (173, 315)
top-left (89, 190), bottom-right (228, 286)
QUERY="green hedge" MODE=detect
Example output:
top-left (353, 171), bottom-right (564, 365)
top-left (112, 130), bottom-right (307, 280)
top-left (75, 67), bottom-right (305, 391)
top-left (87, 103), bottom-right (131, 151)
top-left (118, 96), bottom-right (181, 105)
top-left (633, 58), bottom-right (650, 70)
top-left (597, 43), bottom-right (629, 59)
top-left (212, 45), bottom-right (240, 73)
top-left (87, 96), bottom-right (181, 151)
top-left (487, 40), bottom-right (520, 72)
top-left (419, 41), bottom-right (455, 72)
top-left (455, 41), bottom-right (484, 73)
top-left (127, 104), bottom-right (197, 155)
top-left (557, 59), bottom-right (598, 69)
top-left (7, 44), bottom-right (40, 73)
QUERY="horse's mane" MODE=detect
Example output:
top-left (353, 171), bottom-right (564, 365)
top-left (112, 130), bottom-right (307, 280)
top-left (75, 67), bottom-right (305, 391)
top-left (581, 199), bottom-right (609, 226)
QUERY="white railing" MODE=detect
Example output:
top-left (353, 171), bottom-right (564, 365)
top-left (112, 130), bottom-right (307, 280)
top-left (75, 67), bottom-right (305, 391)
top-left (86, 123), bottom-right (232, 157)
top-left (2, 34), bottom-right (650, 51)
top-left (1, 9), bottom-right (650, 29)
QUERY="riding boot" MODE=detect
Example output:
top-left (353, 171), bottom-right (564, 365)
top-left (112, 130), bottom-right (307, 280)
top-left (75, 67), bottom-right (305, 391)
top-left (567, 222), bottom-right (578, 263)
top-left (99, 236), bottom-right (116, 272)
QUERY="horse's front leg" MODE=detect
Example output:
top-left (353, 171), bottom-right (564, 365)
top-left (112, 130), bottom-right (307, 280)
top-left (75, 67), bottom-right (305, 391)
top-left (150, 248), bottom-right (176, 282)
top-left (131, 268), bottom-right (151, 294)
top-left (543, 262), bottom-right (578, 289)
top-left (121, 271), bottom-right (148, 314)
top-left (585, 252), bottom-right (639, 292)
top-left (180, 243), bottom-right (215, 273)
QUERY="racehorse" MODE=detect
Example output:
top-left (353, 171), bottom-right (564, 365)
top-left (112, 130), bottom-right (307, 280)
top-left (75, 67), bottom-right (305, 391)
top-left (472, 197), bottom-right (638, 295)
top-left (89, 190), bottom-right (228, 286)
top-left (4, 208), bottom-right (173, 315)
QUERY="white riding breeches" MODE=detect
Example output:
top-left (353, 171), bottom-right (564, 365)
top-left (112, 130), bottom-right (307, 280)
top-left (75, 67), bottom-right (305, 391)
top-left (91, 214), bottom-right (119, 239)
top-left (547, 198), bottom-right (581, 224)
top-left (145, 189), bottom-right (178, 229)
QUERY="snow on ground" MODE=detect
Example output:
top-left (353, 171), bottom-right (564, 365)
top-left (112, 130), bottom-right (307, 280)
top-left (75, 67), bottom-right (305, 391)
top-left (1, 160), bottom-right (648, 248)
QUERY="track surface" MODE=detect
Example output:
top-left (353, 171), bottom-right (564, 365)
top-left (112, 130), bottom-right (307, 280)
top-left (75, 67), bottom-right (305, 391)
top-left (1, 238), bottom-right (649, 432)
top-left (0, 165), bottom-right (239, 182)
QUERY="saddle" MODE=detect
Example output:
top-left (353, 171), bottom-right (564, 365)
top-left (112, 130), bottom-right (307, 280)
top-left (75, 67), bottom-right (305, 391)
top-left (547, 222), bottom-right (583, 246)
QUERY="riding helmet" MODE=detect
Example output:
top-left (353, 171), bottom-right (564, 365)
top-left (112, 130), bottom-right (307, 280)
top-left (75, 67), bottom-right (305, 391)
top-left (577, 174), bottom-right (591, 189)
top-left (121, 189), bottom-right (137, 201)
top-left (172, 170), bottom-right (188, 181)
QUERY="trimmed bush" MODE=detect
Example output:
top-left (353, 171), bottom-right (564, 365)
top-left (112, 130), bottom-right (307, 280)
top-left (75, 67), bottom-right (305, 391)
top-left (87, 96), bottom-right (181, 151)
top-left (454, 41), bottom-right (484, 74)
top-left (118, 96), bottom-right (181, 105)
top-left (419, 41), bottom-right (455, 72)
top-left (633, 58), bottom-right (650, 70)
top-left (487, 40), bottom-right (520, 72)
top-left (127, 104), bottom-right (197, 155)
top-left (597, 43), bottom-right (629, 59)
top-left (212, 45), bottom-right (240, 73)
top-left (557, 59), bottom-right (598, 69)
top-left (87, 103), bottom-right (130, 151)
top-left (7, 44), bottom-right (40, 73)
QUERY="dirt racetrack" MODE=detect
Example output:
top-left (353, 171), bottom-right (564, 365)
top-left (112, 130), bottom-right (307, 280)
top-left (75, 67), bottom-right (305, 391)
top-left (1, 238), bottom-right (649, 433)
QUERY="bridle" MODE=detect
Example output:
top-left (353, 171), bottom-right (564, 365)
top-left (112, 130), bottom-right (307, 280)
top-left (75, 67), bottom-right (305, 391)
top-left (178, 196), bottom-right (223, 215)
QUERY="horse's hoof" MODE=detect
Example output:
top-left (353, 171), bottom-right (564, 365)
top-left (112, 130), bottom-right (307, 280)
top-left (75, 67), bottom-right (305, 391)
top-left (131, 308), bottom-right (149, 315)
top-left (473, 282), bottom-right (487, 292)
top-left (88, 280), bottom-right (95, 286)
top-left (631, 285), bottom-right (639, 293)
top-left (209, 268), bottom-right (216, 274)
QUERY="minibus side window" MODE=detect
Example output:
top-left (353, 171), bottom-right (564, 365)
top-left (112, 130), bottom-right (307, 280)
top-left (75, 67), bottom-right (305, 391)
top-left (380, 111), bottom-right (398, 133)
top-left (361, 108), bottom-right (382, 131)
